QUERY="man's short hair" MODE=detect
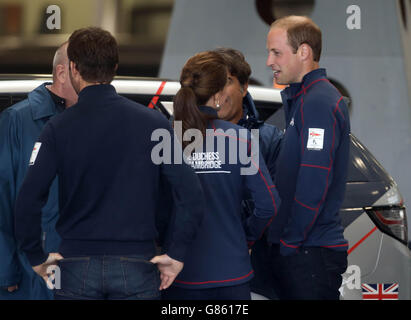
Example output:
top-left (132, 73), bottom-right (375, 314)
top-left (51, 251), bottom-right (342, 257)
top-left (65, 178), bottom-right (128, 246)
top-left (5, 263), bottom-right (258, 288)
top-left (213, 48), bottom-right (251, 86)
top-left (52, 41), bottom-right (68, 81)
top-left (67, 27), bottom-right (119, 83)
top-left (271, 15), bottom-right (322, 62)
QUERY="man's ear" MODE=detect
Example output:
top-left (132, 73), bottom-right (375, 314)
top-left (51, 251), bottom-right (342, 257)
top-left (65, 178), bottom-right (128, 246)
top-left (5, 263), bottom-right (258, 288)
top-left (55, 64), bottom-right (66, 83)
top-left (242, 82), bottom-right (249, 98)
top-left (298, 43), bottom-right (312, 61)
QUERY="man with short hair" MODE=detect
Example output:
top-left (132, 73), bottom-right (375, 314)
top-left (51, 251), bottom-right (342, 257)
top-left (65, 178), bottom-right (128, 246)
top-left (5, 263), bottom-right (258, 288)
top-left (0, 42), bottom-right (77, 299)
top-left (212, 48), bottom-right (284, 299)
top-left (265, 16), bottom-right (350, 300)
top-left (14, 27), bottom-right (205, 300)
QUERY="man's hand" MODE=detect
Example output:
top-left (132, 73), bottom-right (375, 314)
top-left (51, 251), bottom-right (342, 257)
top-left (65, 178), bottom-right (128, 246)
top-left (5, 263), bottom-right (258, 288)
top-left (32, 253), bottom-right (63, 283)
top-left (150, 254), bottom-right (183, 290)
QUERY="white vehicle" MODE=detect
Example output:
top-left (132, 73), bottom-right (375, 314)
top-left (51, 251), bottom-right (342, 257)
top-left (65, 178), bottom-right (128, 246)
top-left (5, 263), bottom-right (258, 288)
top-left (1, 75), bottom-right (410, 300)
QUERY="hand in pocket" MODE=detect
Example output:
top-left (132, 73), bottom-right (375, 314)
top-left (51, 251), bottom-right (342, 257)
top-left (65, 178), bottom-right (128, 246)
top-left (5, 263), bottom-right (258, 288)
top-left (150, 254), bottom-right (183, 290)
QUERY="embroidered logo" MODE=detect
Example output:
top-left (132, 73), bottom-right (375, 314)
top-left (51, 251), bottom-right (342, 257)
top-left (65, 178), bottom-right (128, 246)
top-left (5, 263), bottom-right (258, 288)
top-left (307, 128), bottom-right (324, 150)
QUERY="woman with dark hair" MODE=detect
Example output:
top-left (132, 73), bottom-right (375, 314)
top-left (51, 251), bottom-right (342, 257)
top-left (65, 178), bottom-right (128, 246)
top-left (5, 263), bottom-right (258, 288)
top-left (163, 51), bottom-right (281, 300)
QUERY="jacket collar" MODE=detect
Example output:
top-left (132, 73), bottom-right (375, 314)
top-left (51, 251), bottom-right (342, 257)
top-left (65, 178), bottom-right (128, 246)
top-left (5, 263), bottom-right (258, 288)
top-left (281, 68), bottom-right (328, 101)
top-left (301, 68), bottom-right (327, 86)
top-left (237, 92), bottom-right (263, 129)
top-left (77, 84), bottom-right (117, 104)
top-left (242, 92), bottom-right (259, 120)
top-left (29, 83), bottom-right (59, 120)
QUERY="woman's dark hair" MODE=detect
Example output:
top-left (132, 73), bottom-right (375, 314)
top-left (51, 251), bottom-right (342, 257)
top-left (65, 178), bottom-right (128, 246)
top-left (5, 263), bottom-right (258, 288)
top-left (67, 27), bottom-right (119, 83)
top-left (173, 51), bottom-right (227, 148)
top-left (213, 47), bottom-right (251, 86)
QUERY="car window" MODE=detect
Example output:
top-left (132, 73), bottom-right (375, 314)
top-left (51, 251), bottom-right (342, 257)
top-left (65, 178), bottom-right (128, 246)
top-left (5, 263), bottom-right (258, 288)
top-left (254, 101), bottom-right (283, 123)
top-left (261, 102), bottom-right (285, 130)
top-left (0, 94), bottom-right (27, 114)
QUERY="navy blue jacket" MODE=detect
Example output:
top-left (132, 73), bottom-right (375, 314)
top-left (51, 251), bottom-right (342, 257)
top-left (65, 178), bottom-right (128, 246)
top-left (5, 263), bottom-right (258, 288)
top-left (267, 69), bottom-right (350, 256)
top-left (171, 106), bottom-right (281, 289)
top-left (0, 83), bottom-right (61, 299)
top-left (14, 84), bottom-right (205, 265)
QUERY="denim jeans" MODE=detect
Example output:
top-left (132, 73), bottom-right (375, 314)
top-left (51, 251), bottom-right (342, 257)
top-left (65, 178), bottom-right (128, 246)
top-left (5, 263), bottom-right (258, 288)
top-left (162, 282), bottom-right (251, 300)
top-left (54, 254), bottom-right (161, 300)
top-left (271, 246), bottom-right (347, 300)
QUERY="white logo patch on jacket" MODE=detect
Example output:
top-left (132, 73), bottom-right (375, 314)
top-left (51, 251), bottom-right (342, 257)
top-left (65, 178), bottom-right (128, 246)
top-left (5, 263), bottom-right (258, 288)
top-left (29, 142), bottom-right (42, 165)
top-left (307, 128), bottom-right (324, 150)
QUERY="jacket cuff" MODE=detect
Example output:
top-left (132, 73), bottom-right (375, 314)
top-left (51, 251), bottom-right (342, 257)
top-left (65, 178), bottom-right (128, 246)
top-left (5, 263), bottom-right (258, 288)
top-left (25, 250), bottom-right (48, 266)
top-left (166, 243), bottom-right (186, 263)
top-left (42, 230), bottom-right (61, 254)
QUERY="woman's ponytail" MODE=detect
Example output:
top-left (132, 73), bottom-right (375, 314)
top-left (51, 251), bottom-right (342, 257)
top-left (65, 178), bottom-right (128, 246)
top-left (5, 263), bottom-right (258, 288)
top-left (173, 85), bottom-right (209, 149)
top-left (173, 51), bottom-right (227, 149)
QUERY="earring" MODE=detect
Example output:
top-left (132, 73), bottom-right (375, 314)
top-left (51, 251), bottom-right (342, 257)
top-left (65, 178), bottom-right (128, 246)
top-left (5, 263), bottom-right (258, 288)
top-left (215, 99), bottom-right (221, 111)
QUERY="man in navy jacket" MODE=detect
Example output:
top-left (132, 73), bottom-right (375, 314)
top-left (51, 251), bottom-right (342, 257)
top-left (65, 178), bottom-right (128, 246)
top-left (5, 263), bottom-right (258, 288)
top-left (0, 42), bottom-right (77, 299)
top-left (266, 16), bottom-right (350, 299)
top-left (14, 27), bottom-right (204, 299)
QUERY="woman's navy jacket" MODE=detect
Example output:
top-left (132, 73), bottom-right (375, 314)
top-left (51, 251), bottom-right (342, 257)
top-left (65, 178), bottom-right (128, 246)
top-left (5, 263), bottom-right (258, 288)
top-left (169, 106), bottom-right (281, 289)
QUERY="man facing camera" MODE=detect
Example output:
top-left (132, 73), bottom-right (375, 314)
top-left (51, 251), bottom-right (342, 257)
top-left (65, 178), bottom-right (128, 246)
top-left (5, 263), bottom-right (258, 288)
top-left (266, 16), bottom-right (350, 300)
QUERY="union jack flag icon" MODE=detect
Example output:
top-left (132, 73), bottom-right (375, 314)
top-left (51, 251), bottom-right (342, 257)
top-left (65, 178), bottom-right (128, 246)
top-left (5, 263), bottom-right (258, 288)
top-left (361, 283), bottom-right (399, 300)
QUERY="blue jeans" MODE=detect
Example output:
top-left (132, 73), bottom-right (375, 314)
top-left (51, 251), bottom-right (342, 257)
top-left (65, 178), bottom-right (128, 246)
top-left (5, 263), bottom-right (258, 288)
top-left (272, 247), bottom-right (347, 300)
top-left (54, 254), bottom-right (161, 300)
top-left (162, 282), bottom-right (251, 300)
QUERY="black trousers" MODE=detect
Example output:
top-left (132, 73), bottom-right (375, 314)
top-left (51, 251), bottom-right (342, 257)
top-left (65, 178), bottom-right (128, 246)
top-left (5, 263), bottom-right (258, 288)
top-left (270, 246), bottom-right (348, 300)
